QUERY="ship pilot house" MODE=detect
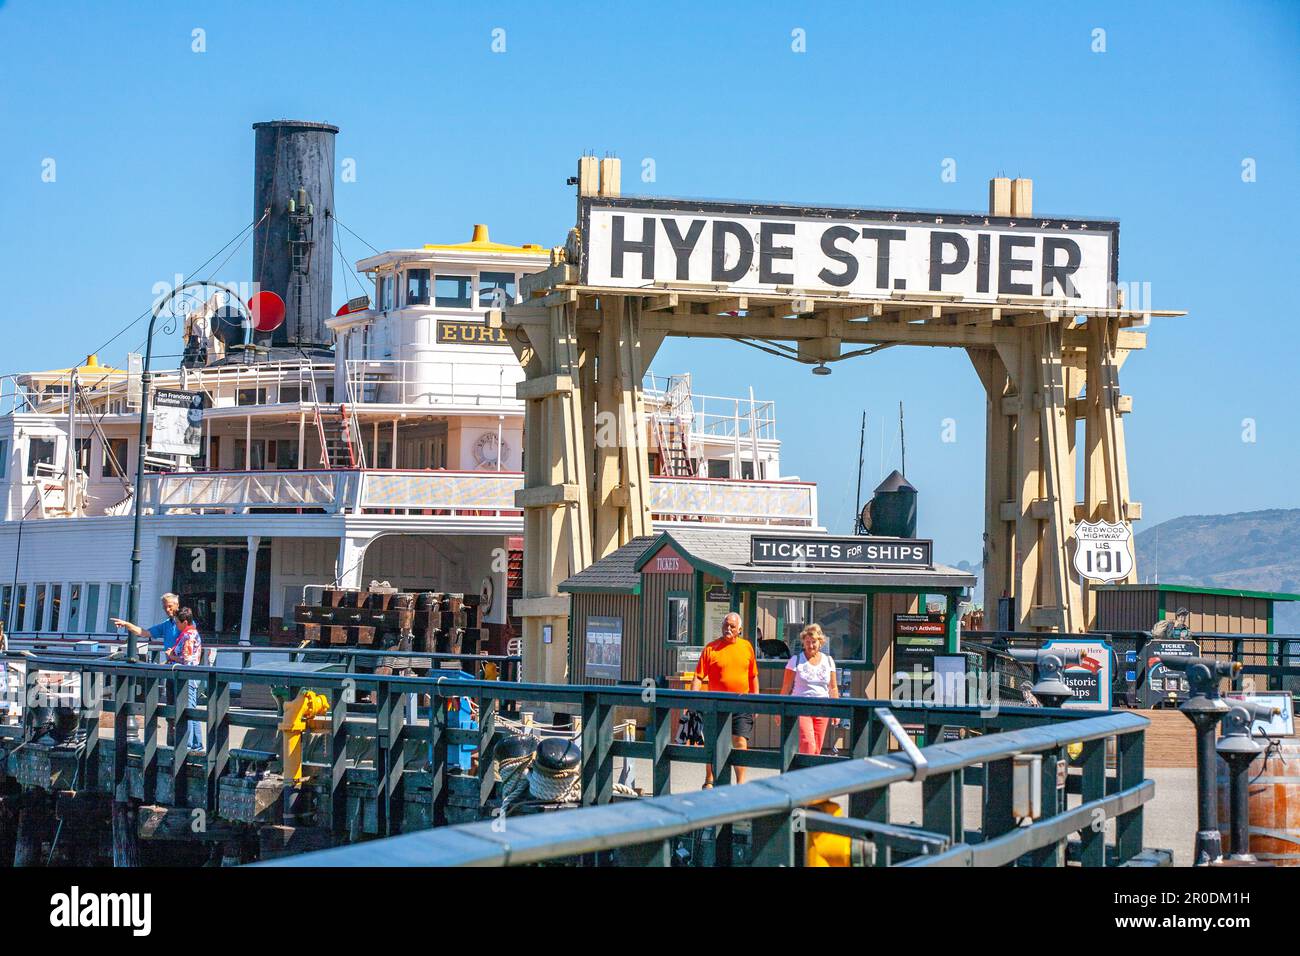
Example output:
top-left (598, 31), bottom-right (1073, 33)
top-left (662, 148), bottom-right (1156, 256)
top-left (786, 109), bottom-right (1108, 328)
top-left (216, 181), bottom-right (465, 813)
top-left (561, 472), bottom-right (976, 701)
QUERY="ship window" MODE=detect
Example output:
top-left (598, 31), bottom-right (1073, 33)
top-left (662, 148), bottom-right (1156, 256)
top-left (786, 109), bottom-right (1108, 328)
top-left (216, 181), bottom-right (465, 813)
top-left (478, 272), bottom-right (516, 309)
top-left (236, 387), bottom-right (267, 406)
top-left (84, 584), bottom-right (100, 632)
top-left (107, 583), bottom-right (125, 623)
top-left (405, 269), bottom-right (431, 306)
top-left (707, 458), bottom-right (731, 479)
top-left (27, 437), bottom-right (56, 477)
top-left (0, 587), bottom-right (10, 631)
top-left (435, 275), bottom-right (473, 309)
top-left (103, 438), bottom-right (129, 478)
top-left (33, 584), bottom-right (46, 631)
top-left (75, 438), bottom-right (92, 473)
top-left (0, 439), bottom-right (8, 479)
top-left (374, 274), bottom-right (392, 312)
top-left (275, 440), bottom-right (299, 470)
top-left (66, 583), bottom-right (82, 631)
top-left (12, 585), bottom-right (26, 631)
top-left (50, 584), bottom-right (63, 631)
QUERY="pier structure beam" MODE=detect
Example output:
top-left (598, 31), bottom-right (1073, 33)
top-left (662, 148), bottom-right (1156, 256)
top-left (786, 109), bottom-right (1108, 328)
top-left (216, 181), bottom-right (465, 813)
top-left (507, 156), bottom-right (666, 685)
top-left (501, 167), bottom-right (1161, 647)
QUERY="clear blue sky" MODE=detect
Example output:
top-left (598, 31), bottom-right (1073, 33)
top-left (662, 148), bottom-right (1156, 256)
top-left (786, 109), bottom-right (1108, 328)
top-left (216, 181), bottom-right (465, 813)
top-left (2, 0), bottom-right (1297, 570)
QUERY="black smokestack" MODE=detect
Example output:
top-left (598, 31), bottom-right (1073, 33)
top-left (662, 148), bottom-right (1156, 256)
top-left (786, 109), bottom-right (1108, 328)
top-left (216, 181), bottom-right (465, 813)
top-left (251, 119), bottom-right (338, 349)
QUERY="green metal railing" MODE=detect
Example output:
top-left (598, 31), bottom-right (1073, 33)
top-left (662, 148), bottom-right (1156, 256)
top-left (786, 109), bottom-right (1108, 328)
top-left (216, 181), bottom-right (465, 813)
top-left (1, 651), bottom-right (1149, 864)
top-left (261, 709), bottom-right (1152, 867)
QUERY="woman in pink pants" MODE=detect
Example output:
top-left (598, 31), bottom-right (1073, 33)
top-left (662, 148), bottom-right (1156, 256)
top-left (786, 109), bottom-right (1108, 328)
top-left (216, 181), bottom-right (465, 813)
top-left (779, 623), bottom-right (839, 754)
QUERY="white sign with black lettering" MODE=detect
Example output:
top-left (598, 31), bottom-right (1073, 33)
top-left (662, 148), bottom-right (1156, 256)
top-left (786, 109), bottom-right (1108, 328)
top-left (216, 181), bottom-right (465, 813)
top-left (1072, 519), bottom-right (1134, 584)
top-left (150, 389), bottom-right (204, 458)
top-left (583, 199), bottom-right (1117, 309)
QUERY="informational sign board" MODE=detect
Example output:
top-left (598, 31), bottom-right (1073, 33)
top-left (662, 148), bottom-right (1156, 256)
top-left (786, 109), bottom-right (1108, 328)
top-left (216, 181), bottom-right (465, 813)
top-left (1043, 638), bottom-right (1113, 710)
top-left (1072, 520), bottom-right (1134, 584)
top-left (584, 616), bottom-right (623, 680)
top-left (582, 197), bottom-right (1118, 309)
top-left (151, 389), bottom-right (204, 457)
top-left (702, 585), bottom-right (732, 641)
top-left (894, 613), bottom-right (947, 653)
top-left (436, 319), bottom-right (509, 346)
top-left (750, 535), bottom-right (932, 569)
top-left (1139, 638), bottom-right (1198, 708)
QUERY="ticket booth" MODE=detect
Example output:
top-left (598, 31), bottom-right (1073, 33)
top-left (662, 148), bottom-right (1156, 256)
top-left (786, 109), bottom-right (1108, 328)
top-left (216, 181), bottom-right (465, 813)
top-left (561, 530), bottom-right (976, 712)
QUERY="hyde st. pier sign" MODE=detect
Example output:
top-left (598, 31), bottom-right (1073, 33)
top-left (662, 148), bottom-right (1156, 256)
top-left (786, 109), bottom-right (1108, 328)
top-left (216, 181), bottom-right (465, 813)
top-left (581, 197), bottom-right (1119, 310)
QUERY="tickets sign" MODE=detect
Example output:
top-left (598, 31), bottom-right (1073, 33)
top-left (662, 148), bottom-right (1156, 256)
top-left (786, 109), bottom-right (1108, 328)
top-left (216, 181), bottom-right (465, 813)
top-left (582, 197), bottom-right (1118, 309)
top-left (1042, 638), bottom-right (1114, 710)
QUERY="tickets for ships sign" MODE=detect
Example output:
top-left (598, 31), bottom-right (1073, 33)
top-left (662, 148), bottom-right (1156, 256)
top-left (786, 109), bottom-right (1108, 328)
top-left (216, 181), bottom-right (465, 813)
top-left (582, 198), bottom-right (1118, 309)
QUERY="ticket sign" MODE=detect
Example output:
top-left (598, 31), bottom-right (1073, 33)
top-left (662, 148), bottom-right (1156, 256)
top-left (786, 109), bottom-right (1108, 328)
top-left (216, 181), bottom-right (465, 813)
top-left (1139, 638), bottom-right (1198, 708)
top-left (750, 535), bottom-right (932, 568)
top-left (582, 197), bottom-right (1118, 309)
top-left (643, 544), bottom-right (688, 574)
top-left (1042, 639), bottom-right (1114, 710)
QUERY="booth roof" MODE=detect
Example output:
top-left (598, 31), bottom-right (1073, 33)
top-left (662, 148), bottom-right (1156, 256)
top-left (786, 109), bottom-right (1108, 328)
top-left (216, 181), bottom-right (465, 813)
top-left (559, 529), bottom-right (976, 594)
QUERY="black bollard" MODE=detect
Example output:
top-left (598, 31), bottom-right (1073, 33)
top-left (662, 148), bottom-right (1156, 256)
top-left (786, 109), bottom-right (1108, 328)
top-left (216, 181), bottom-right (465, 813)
top-left (1159, 654), bottom-right (1239, 865)
top-left (1215, 700), bottom-right (1276, 863)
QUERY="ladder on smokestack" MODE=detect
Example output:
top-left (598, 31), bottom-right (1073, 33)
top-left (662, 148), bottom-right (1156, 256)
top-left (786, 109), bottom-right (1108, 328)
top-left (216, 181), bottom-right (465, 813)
top-left (308, 375), bottom-right (364, 469)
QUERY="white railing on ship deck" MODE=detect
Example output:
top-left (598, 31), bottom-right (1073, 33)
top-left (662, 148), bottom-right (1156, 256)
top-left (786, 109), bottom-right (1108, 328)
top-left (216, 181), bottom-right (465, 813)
top-left (642, 373), bottom-right (777, 443)
top-left (134, 470), bottom-right (817, 527)
top-left (343, 360), bottom-right (520, 409)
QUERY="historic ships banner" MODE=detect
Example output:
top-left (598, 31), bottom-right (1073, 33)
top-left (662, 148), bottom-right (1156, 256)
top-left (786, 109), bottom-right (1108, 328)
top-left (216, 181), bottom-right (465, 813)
top-left (583, 198), bottom-right (1118, 309)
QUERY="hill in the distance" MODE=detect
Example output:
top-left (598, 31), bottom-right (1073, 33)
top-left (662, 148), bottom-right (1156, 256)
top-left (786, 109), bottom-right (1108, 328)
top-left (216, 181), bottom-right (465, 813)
top-left (947, 509), bottom-right (1300, 632)
top-left (1134, 509), bottom-right (1300, 633)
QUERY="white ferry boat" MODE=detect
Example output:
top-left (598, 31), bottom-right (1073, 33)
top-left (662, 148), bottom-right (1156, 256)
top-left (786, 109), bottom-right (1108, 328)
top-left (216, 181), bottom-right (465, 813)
top-left (0, 121), bottom-right (819, 654)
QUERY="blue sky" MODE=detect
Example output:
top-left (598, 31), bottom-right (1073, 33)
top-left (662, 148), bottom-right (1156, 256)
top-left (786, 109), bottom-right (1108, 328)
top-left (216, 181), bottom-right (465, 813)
top-left (1, 0), bottom-right (1297, 568)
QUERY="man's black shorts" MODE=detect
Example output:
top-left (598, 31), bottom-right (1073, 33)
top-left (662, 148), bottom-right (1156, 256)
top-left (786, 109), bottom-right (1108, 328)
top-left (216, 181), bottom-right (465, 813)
top-left (732, 713), bottom-right (754, 742)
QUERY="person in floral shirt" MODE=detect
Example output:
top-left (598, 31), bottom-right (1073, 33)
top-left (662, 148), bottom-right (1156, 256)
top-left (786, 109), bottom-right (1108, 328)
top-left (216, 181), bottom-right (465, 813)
top-left (166, 608), bottom-right (205, 753)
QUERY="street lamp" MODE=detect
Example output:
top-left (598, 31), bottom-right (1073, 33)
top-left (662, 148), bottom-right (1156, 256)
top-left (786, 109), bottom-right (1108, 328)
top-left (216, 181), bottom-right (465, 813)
top-left (123, 281), bottom-right (250, 661)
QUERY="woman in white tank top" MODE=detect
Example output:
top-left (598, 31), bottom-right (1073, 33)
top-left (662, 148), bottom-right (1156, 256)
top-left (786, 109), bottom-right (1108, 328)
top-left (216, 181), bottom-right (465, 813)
top-left (779, 623), bottom-right (839, 754)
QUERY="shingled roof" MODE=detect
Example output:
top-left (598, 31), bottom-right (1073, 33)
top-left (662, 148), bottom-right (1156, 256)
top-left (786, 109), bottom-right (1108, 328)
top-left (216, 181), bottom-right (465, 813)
top-left (557, 535), bottom-right (658, 594)
top-left (560, 529), bottom-right (976, 593)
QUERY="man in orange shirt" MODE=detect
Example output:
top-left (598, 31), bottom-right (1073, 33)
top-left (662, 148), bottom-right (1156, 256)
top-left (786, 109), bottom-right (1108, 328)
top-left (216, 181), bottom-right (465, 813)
top-left (691, 612), bottom-right (759, 786)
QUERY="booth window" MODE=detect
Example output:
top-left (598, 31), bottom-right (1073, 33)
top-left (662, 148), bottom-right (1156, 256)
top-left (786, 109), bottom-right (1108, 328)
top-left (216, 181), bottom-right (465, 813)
top-left (405, 269), bottom-right (431, 305)
top-left (756, 593), bottom-right (866, 662)
top-left (666, 591), bottom-right (690, 644)
top-left (435, 275), bottom-right (473, 308)
top-left (478, 271), bottom-right (516, 309)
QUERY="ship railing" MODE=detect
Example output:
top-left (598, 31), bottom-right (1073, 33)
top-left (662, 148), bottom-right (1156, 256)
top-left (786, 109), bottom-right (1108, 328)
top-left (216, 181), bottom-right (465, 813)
top-left (138, 469), bottom-right (359, 515)
top-left (132, 469), bottom-right (819, 527)
top-left (344, 359), bottom-right (521, 410)
top-left (648, 474), bottom-right (817, 528)
top-left (643, 373), bottom-right (777, 444)
top-left (0, 650), bottom-right (1152, 866)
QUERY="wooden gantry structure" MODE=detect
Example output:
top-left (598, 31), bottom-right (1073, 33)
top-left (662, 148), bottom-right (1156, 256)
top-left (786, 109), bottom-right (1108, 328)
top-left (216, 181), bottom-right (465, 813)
top-left (493, 158), bottom-right (1184, 685)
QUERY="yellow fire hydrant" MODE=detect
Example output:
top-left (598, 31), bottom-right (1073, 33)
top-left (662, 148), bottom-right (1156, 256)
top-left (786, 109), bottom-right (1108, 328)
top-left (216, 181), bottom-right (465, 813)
top-left (805, 799), bottom-right (852, 867)
top-left (279, 690), bottom-right (330, 785)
